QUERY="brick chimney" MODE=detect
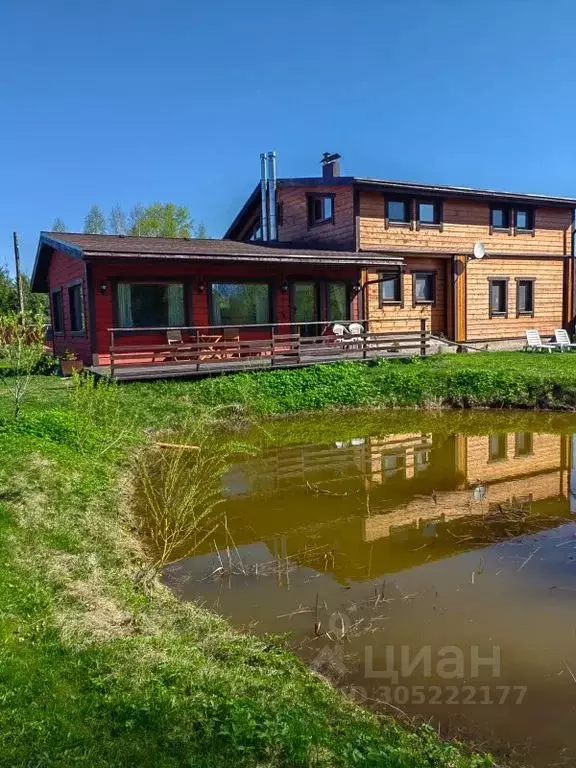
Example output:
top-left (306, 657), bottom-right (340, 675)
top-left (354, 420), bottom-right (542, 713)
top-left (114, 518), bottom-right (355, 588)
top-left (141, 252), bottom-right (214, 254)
top-left (321, 152), bottom-right (341, 179)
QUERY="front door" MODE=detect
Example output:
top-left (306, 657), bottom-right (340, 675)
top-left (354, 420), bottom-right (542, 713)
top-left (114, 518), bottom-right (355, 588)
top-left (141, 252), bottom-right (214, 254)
top-left (291, 281), bottom-right (319, 336)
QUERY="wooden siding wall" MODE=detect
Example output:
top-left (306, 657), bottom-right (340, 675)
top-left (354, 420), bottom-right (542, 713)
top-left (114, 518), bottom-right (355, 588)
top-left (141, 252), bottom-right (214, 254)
top-left (358, 192), bottom-right (571, 255)
top-left (89, 260), bottom-right (360, 362)
top-left (48, 249), bottom-right (91, 363)
top-left (466, 433), bottom-right (564, 484)
top-left (276, 184), bottom-right (355, 249)
top-left (366, 257), bottom-right (447, 334)
top-left (358, 191), bottom-right (572, 341)
top-left (465, 257), bottom-right (564, 340)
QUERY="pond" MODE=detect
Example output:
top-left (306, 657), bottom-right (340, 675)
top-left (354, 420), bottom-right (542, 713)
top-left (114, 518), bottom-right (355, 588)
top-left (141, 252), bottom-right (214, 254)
top-left (162, 411), bottom-right (576, 767)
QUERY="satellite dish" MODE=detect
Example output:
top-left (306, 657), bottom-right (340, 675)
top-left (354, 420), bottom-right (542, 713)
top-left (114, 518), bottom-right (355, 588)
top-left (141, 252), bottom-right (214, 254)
top-left (473, 241), bottom-right (486, 260)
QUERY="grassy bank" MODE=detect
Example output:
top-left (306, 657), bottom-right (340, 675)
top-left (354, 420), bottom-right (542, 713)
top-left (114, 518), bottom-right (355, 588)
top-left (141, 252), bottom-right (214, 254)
top-left (121, 351), bottom-right (576, 418)
top-left (0, 373), bottom-right (495, 767)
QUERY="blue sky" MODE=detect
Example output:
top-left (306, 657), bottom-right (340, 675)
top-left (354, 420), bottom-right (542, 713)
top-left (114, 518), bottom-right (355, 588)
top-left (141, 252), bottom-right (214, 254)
top-left (1, 0), bottom-right (576, 273)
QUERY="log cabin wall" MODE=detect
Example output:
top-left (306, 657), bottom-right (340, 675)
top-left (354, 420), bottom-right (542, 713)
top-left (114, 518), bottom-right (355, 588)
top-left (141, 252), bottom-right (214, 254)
top-left (276, 183), bottom-right (355, 249)
top-left (358, 191), bottom-right (573, 342)
top-left (365, 257), bottom-right (448, 334)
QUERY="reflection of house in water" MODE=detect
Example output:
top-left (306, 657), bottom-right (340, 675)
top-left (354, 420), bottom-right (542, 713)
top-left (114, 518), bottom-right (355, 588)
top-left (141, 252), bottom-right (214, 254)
top-left (218, 431), bottom-right (573, 581)
top-left (364, 432), bottom-right (571, 542)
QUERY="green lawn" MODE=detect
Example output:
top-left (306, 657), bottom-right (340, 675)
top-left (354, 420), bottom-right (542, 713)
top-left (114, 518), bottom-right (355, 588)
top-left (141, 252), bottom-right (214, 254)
top-left (0, 370), bottom-right (496, 768)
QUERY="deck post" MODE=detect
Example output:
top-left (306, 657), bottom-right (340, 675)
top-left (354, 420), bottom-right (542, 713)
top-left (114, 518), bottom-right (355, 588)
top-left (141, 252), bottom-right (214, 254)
top-left (109, 330), bottom-right (115, 377)
top-left (420, 318), bottom-right (427, 357)
top-left (271, 328), bottom-right (275, 367)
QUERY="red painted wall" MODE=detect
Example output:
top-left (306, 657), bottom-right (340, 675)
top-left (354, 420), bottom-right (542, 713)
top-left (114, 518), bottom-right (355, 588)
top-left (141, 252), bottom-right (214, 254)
top-left (47, 249), bottom-right (91, 364)
top-left (88, 259), bottom-right (360, 363)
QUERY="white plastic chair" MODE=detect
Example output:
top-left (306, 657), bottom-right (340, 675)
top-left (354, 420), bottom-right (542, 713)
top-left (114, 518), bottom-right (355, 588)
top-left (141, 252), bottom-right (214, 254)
top-left (332, 323), bottom-right (347, 342)
top-left (347, 322), bottom-right (364, 350)
top-left (554, 329), bottom-right (576, 351)
top-left (524, 330), bottom-right (555, 353)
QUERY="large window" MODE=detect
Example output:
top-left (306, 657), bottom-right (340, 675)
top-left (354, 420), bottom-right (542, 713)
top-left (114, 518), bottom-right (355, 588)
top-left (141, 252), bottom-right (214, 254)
top-left (307, 195), bottom-right (334, 226)
top-left (413, 273), bottom-right (435, 304)
top-left (327, 282), bottom-right (349, 321)
top-left (516, 278), bottom-right (535, 316)
top-left (68, 283), bottom-right (85, 333)
top-left (116, 282), bottom-right (185, 328)
top-left (52, 289), bottom-right (64, 334)
top-left (379, 271), bottom-right (402, 304)
top-left (489, 278), bottom-right (508, 317)
top-left (210, 282), bottom-right (270, 325)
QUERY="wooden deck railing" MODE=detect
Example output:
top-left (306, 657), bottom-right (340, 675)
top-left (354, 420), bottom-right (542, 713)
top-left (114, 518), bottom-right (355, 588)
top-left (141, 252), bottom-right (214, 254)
top-left (106, 319), bottom-right (429, 379)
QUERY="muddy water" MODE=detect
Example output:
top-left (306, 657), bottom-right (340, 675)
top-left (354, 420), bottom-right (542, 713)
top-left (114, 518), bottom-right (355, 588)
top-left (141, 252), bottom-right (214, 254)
top-left (163, 412), bottom-right (576, 767)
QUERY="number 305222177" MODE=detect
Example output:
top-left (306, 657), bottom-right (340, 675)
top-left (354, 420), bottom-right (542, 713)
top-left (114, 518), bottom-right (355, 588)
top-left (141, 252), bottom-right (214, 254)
top-left (373, 685), bottom-right (528, 706)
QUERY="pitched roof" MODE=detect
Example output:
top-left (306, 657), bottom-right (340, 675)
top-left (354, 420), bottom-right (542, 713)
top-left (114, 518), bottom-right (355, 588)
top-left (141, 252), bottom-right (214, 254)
top-left (31, 232), bottom-right (403, 292)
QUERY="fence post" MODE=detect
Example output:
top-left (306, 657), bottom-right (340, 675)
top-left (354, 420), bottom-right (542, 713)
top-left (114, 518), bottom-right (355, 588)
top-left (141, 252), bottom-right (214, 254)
top-left (271, 328), bottom-right (275, 367)
top-left (420, 318), bottom-right (427, 357)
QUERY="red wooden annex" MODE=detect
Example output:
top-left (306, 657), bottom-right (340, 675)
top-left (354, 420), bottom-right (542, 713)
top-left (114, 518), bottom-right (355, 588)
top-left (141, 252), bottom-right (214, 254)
top-left (31, 233), bottom-right (403, 369)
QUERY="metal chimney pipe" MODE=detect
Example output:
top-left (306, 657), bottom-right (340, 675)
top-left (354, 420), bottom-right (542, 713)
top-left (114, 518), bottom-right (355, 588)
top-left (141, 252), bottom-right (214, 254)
top-left (260, 152), bottom-right (269, 241)
top-left (267, 151), bottom-right (277, 241)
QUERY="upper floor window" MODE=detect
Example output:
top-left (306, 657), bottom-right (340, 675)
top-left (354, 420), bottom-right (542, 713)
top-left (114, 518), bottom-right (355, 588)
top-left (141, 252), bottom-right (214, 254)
top-left (515, 209), bottom-right (534, 231)
top-left (247, 219), bottom-right (262, 241)
top-left (386, 199), bottom-right (410, 224)
top-left (51, 289), bottom-right (64, 334)
top-left (490, 207), bottom-right (510, 229)
top-left (307, 195), bottom-right (334, 226)
top-left (417, 201), bottom-right (441, 226)
top-left (68, 283), bottom-right (85, 333)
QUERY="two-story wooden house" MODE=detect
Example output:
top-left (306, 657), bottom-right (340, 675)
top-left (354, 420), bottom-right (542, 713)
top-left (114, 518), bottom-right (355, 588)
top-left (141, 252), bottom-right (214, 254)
top-left (226, 152), bottom-right (576, 345)
top-left (31, 152), bottom-right (576, 377)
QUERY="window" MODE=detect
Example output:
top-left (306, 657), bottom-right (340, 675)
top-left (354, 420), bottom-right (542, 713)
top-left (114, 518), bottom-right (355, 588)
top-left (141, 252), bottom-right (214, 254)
top-left (247, 219), bottom-right (262, 242)
top-left (415, 449), bottom-right (431, 472)
top-left (307, 195), bottom-right (334, 226)
top-left (387, 199), bottom-right (410, 223)
top-left (52, 289), bottom-right (64, 334)
top-left (379, 271), bottom-right (402, 304)
top-left (68, 283), bottom-right (85, 333)
top-left (116, 283), bottom-right (185, 328)
top-left (515, 209), bottom-right (533, 231)
top-left (515, 432), bottom-right (533, 457)
top-left (489, 278), bottom-right (508, 317)
top-left (490, 207), bottom-right (510, 229)
top-left (413, 273), bottom-right (435, 304)
top-left (210, 282), bottom-right (270, 325)
top-left (516, 279), bottom-right (535, 316)
top-left (488, 434), bottom-right (507, 462)
top-left (382, 453), bottom-right (405, 478)
top-left (327, 282), bottom-right (349, 322)
top-left (417, 201), bottom-right (441, 226)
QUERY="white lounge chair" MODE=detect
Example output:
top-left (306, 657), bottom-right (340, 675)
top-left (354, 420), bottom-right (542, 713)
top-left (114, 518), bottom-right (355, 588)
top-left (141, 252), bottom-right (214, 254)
top-left (524, 329), bottom-right (556, 353)
top-left (555, 329), bottom-right (576, 351)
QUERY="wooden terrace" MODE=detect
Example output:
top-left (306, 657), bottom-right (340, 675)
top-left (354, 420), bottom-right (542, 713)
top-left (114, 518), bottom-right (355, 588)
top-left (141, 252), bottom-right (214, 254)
top-left (92, 319), bottom-right (430, 381)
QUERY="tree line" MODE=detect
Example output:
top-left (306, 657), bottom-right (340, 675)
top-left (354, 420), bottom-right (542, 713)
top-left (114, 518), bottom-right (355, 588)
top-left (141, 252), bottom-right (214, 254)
top-left (0, 267), bottom-right (47, 317)
top-left (51, 202), bottom-right (209, 238)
